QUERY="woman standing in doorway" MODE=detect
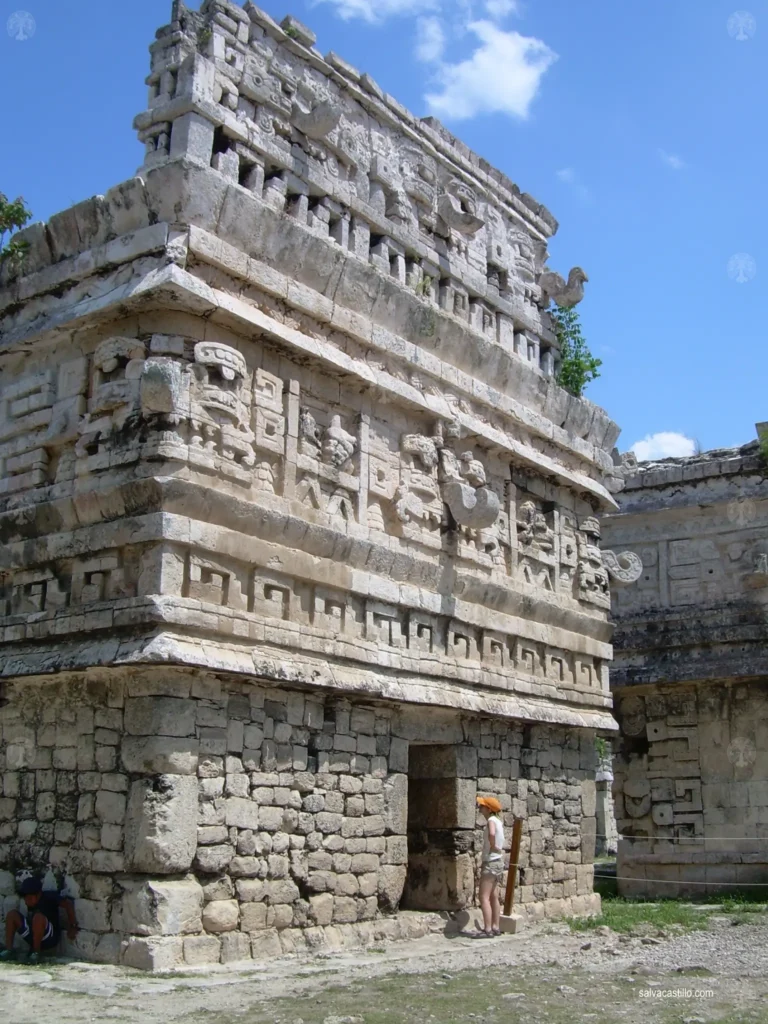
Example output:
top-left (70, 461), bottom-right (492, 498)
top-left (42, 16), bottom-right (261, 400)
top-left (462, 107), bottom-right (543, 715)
top-left (475, 796), bottom-right (505, 937)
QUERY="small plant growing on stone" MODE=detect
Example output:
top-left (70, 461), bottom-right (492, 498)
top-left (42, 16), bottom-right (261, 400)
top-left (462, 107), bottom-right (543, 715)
top-left (415, 275), bottom-right (432, 298)
top-left (284, 25), bottom-right (300, 39)
top-left (0, 192), bottom-right (32, 270)
top-left (595, 736), bottom-right (610, 761)
top-left (197, 27), bottom-right (212, 47)
top-left (550, 302), bottom-right (602, 398)
top-left (757, 427), bottom-right (768, 466)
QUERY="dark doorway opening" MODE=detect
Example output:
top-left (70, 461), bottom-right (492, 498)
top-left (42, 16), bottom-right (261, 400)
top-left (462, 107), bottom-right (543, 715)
top-left (401, 744), bottom-right (477, 910)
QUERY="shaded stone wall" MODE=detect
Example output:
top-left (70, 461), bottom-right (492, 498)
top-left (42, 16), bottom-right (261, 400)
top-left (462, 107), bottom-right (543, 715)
top-left (603, 434), bottom-right (768, 896)
top-left (612, 681), bottom-right (768, 896)
top-left (0, 668), bottom-right (598, 967)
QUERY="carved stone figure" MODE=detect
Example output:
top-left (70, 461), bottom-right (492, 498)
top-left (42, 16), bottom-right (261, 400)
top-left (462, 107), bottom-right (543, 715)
top-left (517, 501), bottom-right (554, 554)
top-left (602, 549), bottom-right (643, 585)
top-left (438, 447), bottom-right (500, 529)
top-left (401, 432), bottom-right (439, 470)
top-left (437, 179), bottom-right (484, 236)
top-left (322, 414), bottom-right (356, 468)
top-left (577, 516), bottom-right (610, 604)
top-left (292, 97), bottom-right (341, 140)
top-left (299, 409), bottom-right (323, 453)
top-left (539, 266), bottom-right (589, 308)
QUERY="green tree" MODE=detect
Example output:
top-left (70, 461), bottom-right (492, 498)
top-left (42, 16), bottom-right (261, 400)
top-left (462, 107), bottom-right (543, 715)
top-left (550, 302), bottom-right (602, 398)
top-left (0, 192), bottom-right (33, 270)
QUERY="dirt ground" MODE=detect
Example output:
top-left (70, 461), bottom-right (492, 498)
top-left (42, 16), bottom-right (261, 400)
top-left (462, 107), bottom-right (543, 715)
top-left (4, 907), bottom-right (768, 1024)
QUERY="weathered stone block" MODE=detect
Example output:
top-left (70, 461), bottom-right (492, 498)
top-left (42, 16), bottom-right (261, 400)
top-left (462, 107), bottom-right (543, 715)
top-left (202, 900), bottom-right (240, 933)
top-left (74, 898), bottom-right (111, 933)
top-left (220, 931), bottom-right (252, 963)
top-left (124, 775), bottom-right (197, 873)
top-left (378, 864), bottom-right (407, 911)
top-left (184, 934), bottom-right (222, 965)
top-left (250, 928), bottom-right (282, 959)
top-left (224, 796), bottom-right (260, 830)
top-left (121, 936), bottom-right (184, 971)
top-left (124, 698), bottom-right (196, 737)
top-left (116, 879), bottom-right (203, 936)
top-left (121, 737), bottom-right (199, 775)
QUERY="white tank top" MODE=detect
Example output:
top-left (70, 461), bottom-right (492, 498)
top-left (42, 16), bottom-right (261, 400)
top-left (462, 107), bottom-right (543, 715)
top-left (483, 814), bottom-right (505, 861)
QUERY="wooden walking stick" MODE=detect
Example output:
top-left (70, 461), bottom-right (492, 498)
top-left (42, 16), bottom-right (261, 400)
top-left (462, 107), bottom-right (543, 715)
top-left (500, 818), bottom-right (523, 931)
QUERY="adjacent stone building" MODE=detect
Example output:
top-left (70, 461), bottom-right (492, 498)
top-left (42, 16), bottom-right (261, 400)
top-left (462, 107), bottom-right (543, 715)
top-left (0, 0), bottom-right (639, 967)
top-left (604, 432), bottom-right (768, 896)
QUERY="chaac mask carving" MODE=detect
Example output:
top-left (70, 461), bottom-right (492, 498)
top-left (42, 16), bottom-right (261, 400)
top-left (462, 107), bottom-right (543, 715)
top-left (395, 419), bottom-right (500, 533)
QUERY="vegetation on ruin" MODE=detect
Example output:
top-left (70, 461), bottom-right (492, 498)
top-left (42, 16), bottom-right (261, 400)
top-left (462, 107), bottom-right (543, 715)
top-left (567, 895), bottom-right (768, 936)
top-left (550, 302), bottom-right (602, 398)
top-left (594, 735), bottom-right (610, 760)
top-left (757, 428), bottom-right (768, 465)
top-left (0, 192), bottom-right (32, 270)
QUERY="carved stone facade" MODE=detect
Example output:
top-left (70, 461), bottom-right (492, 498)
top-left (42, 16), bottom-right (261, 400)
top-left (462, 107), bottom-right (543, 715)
top-left (603, 429), bottom-right (768, 896)
top-left (0, 1), bottom-right (638, 967)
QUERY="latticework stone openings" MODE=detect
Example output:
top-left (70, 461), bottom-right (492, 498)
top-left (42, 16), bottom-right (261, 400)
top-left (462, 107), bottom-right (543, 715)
top-left (603, 430), bottom-right (768, 897)
top-left (0, 0), bottom-right (640, 968)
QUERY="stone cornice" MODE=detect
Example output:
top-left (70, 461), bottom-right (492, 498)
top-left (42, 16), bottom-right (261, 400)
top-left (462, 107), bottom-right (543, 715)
top-left (1, 631), bottom-right (618, 731)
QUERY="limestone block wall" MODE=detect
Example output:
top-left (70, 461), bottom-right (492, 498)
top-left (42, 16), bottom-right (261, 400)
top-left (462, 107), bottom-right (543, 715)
top-left (603, 436), bottom-right (768, 895)
top-left (613, 680), bottom-right (768, 896)
top-left (0, 668), bottom-right (598, 968)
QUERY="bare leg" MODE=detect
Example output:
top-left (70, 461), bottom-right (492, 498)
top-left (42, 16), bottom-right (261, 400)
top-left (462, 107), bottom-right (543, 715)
top-left (479, 875), bottom-right (494, 932)
top-left (490, 879), bottom-right (501, 930)
top-left (4, 909), bottom-right (22, 950)
top-left (30, 913), bottom-right (48, 954)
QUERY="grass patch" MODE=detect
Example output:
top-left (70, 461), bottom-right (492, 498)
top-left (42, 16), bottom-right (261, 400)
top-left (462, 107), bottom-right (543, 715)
top-left (566, 896), bottom-right (714, 934)
top-left (708, 894), bottom-right (768, 912)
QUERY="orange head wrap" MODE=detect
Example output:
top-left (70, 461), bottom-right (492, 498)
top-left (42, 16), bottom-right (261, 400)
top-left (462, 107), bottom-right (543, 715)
top-left (476, 796), bottom-right (502, 814)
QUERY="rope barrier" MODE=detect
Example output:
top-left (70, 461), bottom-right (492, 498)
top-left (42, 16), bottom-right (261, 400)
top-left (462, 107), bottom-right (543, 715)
top-left (604, 833), bottom-right (768, 842)
top-left (593, 873), bottom-right (768, 888)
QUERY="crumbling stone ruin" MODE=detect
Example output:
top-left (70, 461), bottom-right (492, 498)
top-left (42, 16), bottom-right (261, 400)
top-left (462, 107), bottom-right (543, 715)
top-left (0, 0), bottom-right (641, 968)
top-left (603, 430), bottom-right (768, 897)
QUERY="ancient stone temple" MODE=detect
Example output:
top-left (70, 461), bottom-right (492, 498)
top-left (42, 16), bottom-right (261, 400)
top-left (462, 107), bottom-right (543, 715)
top-left (0, 0), bottom-right (639, 968)
top-left (603, 431), bottom-right (768, 897)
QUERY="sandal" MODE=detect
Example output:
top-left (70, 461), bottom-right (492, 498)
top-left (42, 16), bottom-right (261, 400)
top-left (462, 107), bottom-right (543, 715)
top-left (466, 929), bottom-right (494, 938)
top-left (492, 927), bottom-right (502, 936)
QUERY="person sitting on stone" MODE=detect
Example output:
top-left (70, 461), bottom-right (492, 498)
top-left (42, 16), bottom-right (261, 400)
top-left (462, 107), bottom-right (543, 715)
top-left (0, 876), bottom-right (78, 963)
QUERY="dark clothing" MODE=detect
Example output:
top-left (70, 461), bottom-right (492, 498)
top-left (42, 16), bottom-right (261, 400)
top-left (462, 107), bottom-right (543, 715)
top-left (33, 893), bottom-right (63, 934)
top-left (17, 893), bottom-right (63, 948)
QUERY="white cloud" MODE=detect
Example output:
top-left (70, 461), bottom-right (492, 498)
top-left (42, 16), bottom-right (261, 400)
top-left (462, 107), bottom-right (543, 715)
top-left (317, 0), bottom-right (437, 23)
top-left (659, 149), bottom-right (685, 170)
top-left (484, 0), bottom-right (520, 17)
top-left (415, 16), bottom-right (446, 62)
top-left (556, 167), bottom-right (591, 203)
top-left (631, 432), bottom-right (696, 461)
top-left (424, 21), bottom-right (557, 120)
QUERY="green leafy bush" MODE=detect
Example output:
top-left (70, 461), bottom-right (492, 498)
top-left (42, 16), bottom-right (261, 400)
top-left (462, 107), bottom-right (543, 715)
top-left (0, 192), bottom-right (32, 270)
top-left (550, 302), bottom-right (602, 398)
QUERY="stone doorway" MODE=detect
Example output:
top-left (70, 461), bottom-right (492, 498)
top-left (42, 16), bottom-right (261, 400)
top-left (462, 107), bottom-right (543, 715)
top-left (400, 744), bottom-right (477, 910)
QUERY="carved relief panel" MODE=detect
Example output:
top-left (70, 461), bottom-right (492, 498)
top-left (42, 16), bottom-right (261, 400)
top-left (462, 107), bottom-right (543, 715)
top-left (0, 360), bottom-right (86, 495)
top-left (516, 498), bottom-right (556, 593)
top-left (296, 401), bottom-right (360, 523)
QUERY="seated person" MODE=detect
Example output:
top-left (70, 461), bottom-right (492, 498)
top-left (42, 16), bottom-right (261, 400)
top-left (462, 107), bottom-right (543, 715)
top-left (1, 876), bottom-right (78, 964)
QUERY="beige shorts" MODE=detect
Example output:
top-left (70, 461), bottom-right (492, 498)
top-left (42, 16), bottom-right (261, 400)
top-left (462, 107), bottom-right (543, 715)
top-left (480, 859), bottom-right (504, 881)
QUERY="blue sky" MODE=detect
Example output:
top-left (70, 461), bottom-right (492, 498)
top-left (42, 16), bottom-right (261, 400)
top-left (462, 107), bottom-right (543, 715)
top-left (1, 1), bottom-right (764, 458)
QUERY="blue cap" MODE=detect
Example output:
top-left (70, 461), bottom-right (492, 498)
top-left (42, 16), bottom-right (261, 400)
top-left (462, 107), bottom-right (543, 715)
top-left (19, 877), bottom-right (43, 896)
